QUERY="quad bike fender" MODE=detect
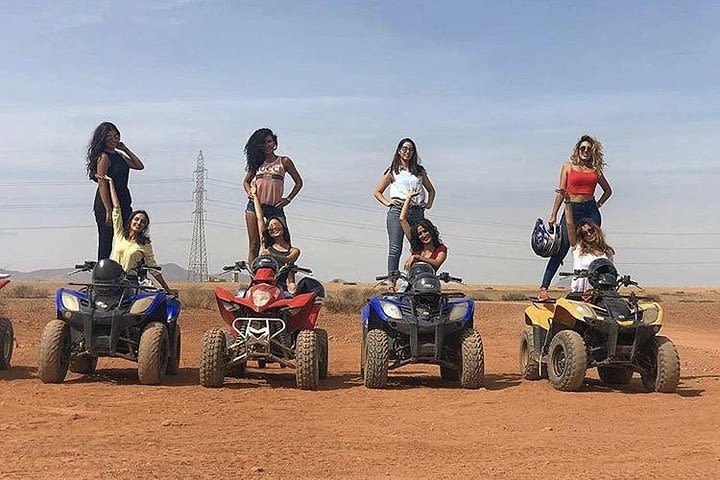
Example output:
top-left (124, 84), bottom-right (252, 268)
top-left (524, 303), bottom-right (554, 331)
top-left (0, 279), bottom-right (9, 290)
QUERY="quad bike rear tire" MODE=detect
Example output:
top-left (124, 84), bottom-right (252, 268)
top-left (519, 327), bottom-right (541, 381)
top-left (640, 336), bottom-right (680, 393)
top-left (200, 328), bottom-right (227, 387)
top-left (0, 316), bottom-right (14, 370)
top-left (137, 322), bottom-right (169, 385)
top-left (38, 320), bottom-right (71, 383)
top-left (460, 329), bottom-right (485, 389)
top-left (598, 366), bottom-right (633, 386)
top-left (166, 324), bottom-right (181, 376)
top-left (295, 329), bottom-right (319, 390)
top-left (363, 329), bottom-right (389, 389)
top-left (548, 330), bottom-right (587, 391)
top-left (316, 328), bottom-right (329, 380)
top-left (69, 354), bottom-right (98, 375)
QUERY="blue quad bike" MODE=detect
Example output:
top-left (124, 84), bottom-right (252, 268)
top-left (360, 264), bottom-right (484, 389)
top-left (38, 259), bottom-right (182, 385)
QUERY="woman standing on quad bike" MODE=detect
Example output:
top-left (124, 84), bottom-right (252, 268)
top-left (374, 138), bottom-right (437, 278)
top-left (538, 134), bottom-right (612, 301)
top-left (97, 174), bottom-right (175, 294)
top-left (86, 122), bottom-right (145, 261)
top-left (242, 128), bottom-right (304, 265)
top-left (563, 192), bottom-right (615, 297)
top-left (399, 187), bottom-right (447, 272)
top-left (249, 182), bottom-right (301, 294)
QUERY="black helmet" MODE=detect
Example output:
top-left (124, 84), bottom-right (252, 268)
top-left (251, 255), bottom-right (279, 273)
top-left (408, 262), bottom-right (435, 279)
top-left (531, 219), bottom-right (561, 258)
top-left (92, 259), bottom-right (126, 284)
top-left (587, 258), bottom-right (618, 290)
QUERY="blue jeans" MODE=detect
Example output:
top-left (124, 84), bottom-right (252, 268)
top-left (540, 200), bottom-right (602, 288)
top-left (386, 204), bottom-right (425, 274)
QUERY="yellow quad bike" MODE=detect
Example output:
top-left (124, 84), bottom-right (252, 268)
top-left (520, 259), bottom-right (680, 393)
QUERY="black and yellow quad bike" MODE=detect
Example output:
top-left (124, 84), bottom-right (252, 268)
top-left (520, 259), bottom-right (680, 393)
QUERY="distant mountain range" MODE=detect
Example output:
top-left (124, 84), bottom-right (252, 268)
top-left (0, 263), bottom-right (191, 282)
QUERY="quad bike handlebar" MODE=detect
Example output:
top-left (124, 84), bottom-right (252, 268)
top-left (376, 271), bottom-right (462, 284)
top-left (559, 270), bottom-right (642, 290)
top-left (221, 260), bottom-right (313, 276)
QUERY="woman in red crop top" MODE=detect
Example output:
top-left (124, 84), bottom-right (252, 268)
top-left (538, 135), bottom-right (613, 300)
top-left (399, 188), bottom-right (447, 273)
top-left (242, 128), bottom-right (303, 264)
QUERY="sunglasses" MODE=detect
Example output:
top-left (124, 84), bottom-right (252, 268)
top-left (578, 145), bottom-right (592, 153)
top-left (399, 147), bottom-right (415, 153)
top-left (581, 227), bottom-right (596, 236)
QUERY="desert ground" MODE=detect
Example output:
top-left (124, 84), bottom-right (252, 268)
top-left (1, 283), bottom-right (719, 479)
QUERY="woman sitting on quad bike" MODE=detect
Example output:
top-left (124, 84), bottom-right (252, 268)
top-left (97, 174), bottom-right (175, 294)
top-left (250, 182), bottom-right (301, 294)
top-left (563, 190), bottom-right (615, 300)
top-left (399, 187), bottom-right (447, 272)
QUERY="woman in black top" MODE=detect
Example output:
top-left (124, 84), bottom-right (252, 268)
top-left (86, 122), bottom-right (145, 260)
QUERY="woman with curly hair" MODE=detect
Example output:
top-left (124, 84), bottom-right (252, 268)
top-left (242, 128), bottom-right (303, 263)
top-left (399, 188), bottom-right (447, 272)
top-left (538, 134), bottom-right (612, 300)
top-left (374, 138), bottom-right (437, 276)
top-left (86, 122), bottom-right (145, 260)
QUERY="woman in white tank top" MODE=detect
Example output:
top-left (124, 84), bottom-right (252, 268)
top-left (374, 138), bottom-right (437, 276)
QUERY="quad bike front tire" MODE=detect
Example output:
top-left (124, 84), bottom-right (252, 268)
top-left (640, 336), bottom-right (680, 393)
top-left (296, 329), bottom-right (320, 390)
top-left (69, 354), bottom-right (98, 375)
top-left (548, 330), bottom-right (587, 391)
top-left (519, 327), bottom-right (542, 381)
top-left (0, 316), bottom-right (14, 370)
top-left (598, 366), bottom-right (633, 386)
top-left (166, 324), bottom-right (181, 376)
top-left (363, 329), bottom-right (389, 389)
top-left (137, 322), bottom-right (169, 385)
top-left (200, 328), bottom-right (227, 387)
top-left (316, 328), bottom-right (329, 380)
top-left (460, 329), bottom-right (485, 389)
top-left (38, 320), bottom-right (71, 383)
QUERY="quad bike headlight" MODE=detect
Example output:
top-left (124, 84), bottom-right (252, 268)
top-left (576, 303), bottom-right (598, 320)
top-left (449, 302), bottom-right (470, 321)
top-left (640, 307), bottom-right (659, 325)
top-left (379, 301), bottom-right (402, 319)
top-left (61, 291), bottom-right (80, 312)
top-left (251, 289), bottom-right (272, 308)
top-left (130, 295), bottom-right (157, 314)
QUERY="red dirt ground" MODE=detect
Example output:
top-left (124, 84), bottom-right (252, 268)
top-left (1, 298), bottom-right (719, 479)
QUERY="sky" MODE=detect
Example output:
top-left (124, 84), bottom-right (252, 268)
top-left (1, 0), bottom-right (718, 286)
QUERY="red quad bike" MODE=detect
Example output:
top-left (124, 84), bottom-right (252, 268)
top-left (0, 274), bottom-right (13, 369)
top-left (199, 255), bottom-right (328, 390)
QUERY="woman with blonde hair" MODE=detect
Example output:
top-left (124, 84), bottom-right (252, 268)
top-left (538, 134), bottom-right (613, 300)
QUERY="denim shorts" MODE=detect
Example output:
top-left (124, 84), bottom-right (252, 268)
top-left (245, 199), bottom-right (286, 220)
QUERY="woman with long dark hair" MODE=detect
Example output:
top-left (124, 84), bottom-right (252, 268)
top-left (86, 122), bottom-right (145, 260)
top-left (538, 134), bottom-right (612, 300)
top-left (242, 128), bottom-right (303, 264)
top-left (399, 188), bottom-right (447, 272)
top-left (374, 138), bottom-right (436, 276)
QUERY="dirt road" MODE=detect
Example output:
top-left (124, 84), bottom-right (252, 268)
top-left (1, 298), bottom-right (719, 479)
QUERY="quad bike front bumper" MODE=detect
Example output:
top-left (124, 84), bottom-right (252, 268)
top-left (227, 317), bottom-right (294, 368)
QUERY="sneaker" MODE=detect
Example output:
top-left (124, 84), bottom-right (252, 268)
top-left (537, 288), bottom-right (549, 301)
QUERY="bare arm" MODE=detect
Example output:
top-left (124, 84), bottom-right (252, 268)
top-left (242, 170), bottom-right (255, 197)
top-left (548, 163), bottom-right (570, 227)
top-left (97, 172), bottom-right (120, 209)
top-left (96, 154), bottom-right (113, 225)
top-left (373, 172), bottom-right (394, 207)
top-left (596, 173), bottom-right (612, 208)
top-left (399, 187), bottom-right (422, 241)
top-left (276, 157), bottom-right (303, 208)
top-left (250, 183), bottom-right (266, 246)
top-left (421, 172), bottom-right (436, 209)
top-left (116, 142), bottom-right (144, 170)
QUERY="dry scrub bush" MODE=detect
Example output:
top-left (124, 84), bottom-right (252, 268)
top-left (6, 284), bottom-right (49, 299)
top-left (471, 293), bottom-right (491, 302)
top-left (179, 285), bottom-right (216, 310)
top-left (501, 292), bottom-right (528, 302)
top-left (324, 287), bottom-right (376, 314)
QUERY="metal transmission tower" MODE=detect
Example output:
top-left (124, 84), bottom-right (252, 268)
top-left (187, 150), bottom-right (208, 282)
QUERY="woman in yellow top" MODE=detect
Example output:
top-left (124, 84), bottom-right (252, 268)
top-left (97, 174), bottom-right (174, 293)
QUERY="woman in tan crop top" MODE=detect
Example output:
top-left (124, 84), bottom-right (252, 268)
top-left (242, 128), bottom-right (303, 264)
top-left (538, 134), bottom-right (613, 301)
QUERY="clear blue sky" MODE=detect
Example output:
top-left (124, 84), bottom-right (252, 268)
top-left (1, 0), bottom-right (718, 285)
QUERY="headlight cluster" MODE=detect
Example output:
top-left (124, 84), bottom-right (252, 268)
top-left (640, 307), bottom-right (659, 324)
top-left (61, 292), bottom-right (80, 312)
top-left (449, 302), bottom-right (470, 321)
top-left (252, 289), bottom-right (272, 308)
top-left (129, 295), bottom-right (156, 314)
top-left (380, 301), bottom-right (402, 319)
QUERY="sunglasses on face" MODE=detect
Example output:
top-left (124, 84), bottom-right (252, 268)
top-left (399, 147), bottom-right (415, 153)
top-left (579, 145), bottom-right (592, 153)
top-left (581, 227), bottom-right (596, 236)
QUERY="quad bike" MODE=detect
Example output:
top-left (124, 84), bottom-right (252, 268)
top-left (200, 255), bottom-right (327, 390)
top-left (520, 258), bottom-right (680, 392)
top-left (38, 259), bottom-right (182, 385)
top-left (0, 274), bottom-right (14, 370)
top-left (360, 264), bottom-right (484, 389)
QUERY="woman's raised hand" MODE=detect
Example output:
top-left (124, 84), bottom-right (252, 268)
top-left (96, 173), bottom-right (113, 182)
